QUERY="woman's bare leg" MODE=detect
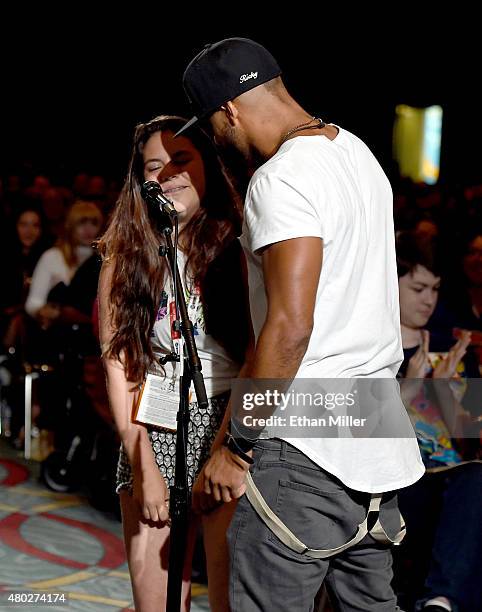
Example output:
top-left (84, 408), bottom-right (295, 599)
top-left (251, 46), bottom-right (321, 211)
top-left (120, 490), bottom-right (199, 612)
top-left (203, 500), bottom-right (238, 612)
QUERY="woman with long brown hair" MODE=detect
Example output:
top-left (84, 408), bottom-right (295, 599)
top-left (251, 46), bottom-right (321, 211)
top-left (97, 115), bottom-right (248, 611)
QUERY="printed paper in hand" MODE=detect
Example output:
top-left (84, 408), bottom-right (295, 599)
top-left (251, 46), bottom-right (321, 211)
top-left (133, 373), bottom-right (179, 430)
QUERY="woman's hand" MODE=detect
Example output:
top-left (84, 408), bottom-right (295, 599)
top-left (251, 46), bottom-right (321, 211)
top-left (406, 329), bottom-right (431, 379)
top-left (432, 330), bottom-right (472, 379)
top-left (133, 461), bottom-right (170, 524)
top-left (37, 303), bottom-right (61, 329)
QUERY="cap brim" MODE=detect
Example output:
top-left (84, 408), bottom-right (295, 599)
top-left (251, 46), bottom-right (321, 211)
top-left (174, 116), bottom-right (199, 138)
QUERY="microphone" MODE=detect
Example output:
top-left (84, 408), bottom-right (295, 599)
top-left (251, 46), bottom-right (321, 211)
top-left (141, 181), bottom-right (178, 218)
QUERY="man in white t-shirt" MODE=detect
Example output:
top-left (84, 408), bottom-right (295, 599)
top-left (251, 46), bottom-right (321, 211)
top-left (178, 38), bottom-right (424, 612)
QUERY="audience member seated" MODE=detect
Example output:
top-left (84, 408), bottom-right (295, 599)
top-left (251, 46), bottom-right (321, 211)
top-left (428, 229), bottom-right (482, 374)
top-left (1, 205), bottom-right (51, 341)
top-left (3, 202), bottom-right (103, 448)
top-left (394, 232), bottom-right (482, 612)
top-left (24, 200), bottom-right (102, 332)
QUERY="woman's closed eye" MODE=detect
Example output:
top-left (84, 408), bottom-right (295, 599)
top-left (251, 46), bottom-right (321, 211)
top-left (412, 285), bottom-right (439, 293)
top-left (145, 164), bottom-right (163, 173)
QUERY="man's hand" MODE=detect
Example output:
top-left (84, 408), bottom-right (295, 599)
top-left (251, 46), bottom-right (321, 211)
top-left (192, 466), bottom-right (221, 514)
top-left (198, 446), bottom-right (251, 510)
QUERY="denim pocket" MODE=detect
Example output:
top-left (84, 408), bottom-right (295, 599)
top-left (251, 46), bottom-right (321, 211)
top-left (258, 457), bottom-right (347, 495)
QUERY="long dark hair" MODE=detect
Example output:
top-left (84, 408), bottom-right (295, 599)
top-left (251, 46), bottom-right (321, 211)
top-left (97, 115), bottom-right (242, 382)
top-left (11, 203), bottom-right (51, 252)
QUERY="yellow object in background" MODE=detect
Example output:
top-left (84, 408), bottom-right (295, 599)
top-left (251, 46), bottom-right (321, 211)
top-left (393, 104), bottom-right (443, 184)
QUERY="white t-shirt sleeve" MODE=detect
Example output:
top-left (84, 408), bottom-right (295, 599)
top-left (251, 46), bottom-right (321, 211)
top-left (245, 173), bottom-right (324, 253)
top-left (25, 249), bottom-right (65, 316)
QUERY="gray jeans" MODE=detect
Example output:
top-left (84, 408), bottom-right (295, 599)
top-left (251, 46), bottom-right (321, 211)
top-left (227, 439), bottom-right (403, 611)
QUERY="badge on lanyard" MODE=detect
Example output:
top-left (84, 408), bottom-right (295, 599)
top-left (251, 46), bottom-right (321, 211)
top-left (133, 372), bottom-right (179, 430)
top-left (135, 272), bottom-right (199, 429)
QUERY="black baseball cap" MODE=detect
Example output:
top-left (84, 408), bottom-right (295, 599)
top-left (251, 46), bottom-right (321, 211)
top-left (175, 37), bottom-right (281, 137)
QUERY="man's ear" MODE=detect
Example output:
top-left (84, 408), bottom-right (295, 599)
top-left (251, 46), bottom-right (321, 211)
top-left (221, 101), bottom-right (238, 126)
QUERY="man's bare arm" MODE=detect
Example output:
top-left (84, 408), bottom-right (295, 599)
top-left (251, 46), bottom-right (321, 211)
top-left (201, 236), bottom-right (323, 504)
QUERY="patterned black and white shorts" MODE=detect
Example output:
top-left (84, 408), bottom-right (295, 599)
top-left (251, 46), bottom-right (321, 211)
top-left (115, 391), bottom-right (229, 493)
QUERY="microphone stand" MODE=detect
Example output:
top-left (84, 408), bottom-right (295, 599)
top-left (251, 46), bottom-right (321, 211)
top-left (157, 216), bottom-right (208, 612)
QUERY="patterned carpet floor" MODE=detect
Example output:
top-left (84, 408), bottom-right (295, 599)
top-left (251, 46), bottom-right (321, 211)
top-left (0, 440), bottom-right (210, 611)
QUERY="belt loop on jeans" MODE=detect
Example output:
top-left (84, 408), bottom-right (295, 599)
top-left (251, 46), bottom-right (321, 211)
top-left (280, 440), bottom-right (287, 461)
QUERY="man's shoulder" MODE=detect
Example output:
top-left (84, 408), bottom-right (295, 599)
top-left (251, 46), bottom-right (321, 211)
top-left (248, 143), bottom-right (316, 192)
